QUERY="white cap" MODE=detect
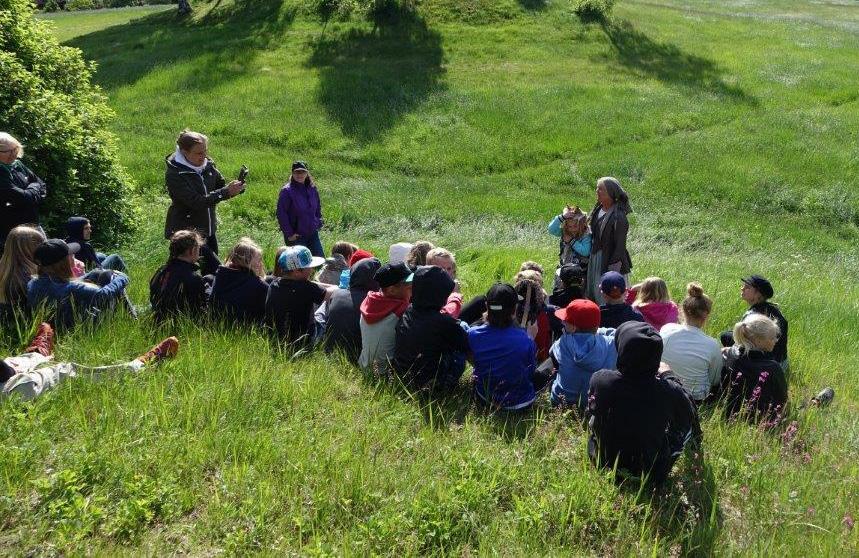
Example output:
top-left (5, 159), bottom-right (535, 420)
top-left (388, 242), bottom-right (413, 265)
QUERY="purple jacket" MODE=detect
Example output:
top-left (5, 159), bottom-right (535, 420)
top-left (276, 180), bottom-right (322, 238)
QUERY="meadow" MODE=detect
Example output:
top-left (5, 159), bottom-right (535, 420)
top-left (1, 0), bottom-right (857, 554)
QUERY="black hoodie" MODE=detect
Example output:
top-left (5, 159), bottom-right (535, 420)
top-left (720, 346), bottom-right (788, 423)
top-left (65, 217), bottom-right (100, 267)
top-left (149, 258), bottom-right (209, 322)
top-left (393, 266), bottom-right (469, 390)
top-left (210, 265), bottom-right (268, 326)
top-left (323, 258), bottom-right (381, 361)
top-left (586, 321), bottom-right (699, 484)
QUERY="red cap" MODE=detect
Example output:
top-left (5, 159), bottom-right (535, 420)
top-left (348, 249), bottom-right (374, 267)
top-left (554, 299), bottom-right (601, 329)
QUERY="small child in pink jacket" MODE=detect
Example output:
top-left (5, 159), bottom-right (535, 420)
top-left (625, 276), bottom-right (679, 331)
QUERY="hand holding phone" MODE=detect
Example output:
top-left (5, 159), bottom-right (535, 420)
top-left (237, 165), bottom-right (249, 182)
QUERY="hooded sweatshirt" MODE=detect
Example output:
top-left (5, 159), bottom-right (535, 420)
top-left (624, 289), bottom-right (679, 331)
top-left (720, 345), bottom-right (788, 423)
top-left (550, 328), bottom-right (617, 406)
top-left (393, 266), bottom-right (469, 391)
top-left (586, 321), bottom-right (699, 485)
top-left (358, 290), bottom-right (410, 371)
top-left (468, 323), bottom-right (537, 410)
top-left (210, 265), bottom-right (268, 326)
top-left (65, 217), bottom-right (100, 267)
top-left (323, 258), bottom-right (381, 361)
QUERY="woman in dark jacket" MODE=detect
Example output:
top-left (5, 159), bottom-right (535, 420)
top-left (585, 177), bottom-right (632, 304)
top-left (0, 133), bottom-right (47, 248)
top-left (719, 313), bottom-right (788, 424)
top-left (210, 237), bottom-right (268, 327)
top-left (276, 161), bottom-right (324, 257)
top-left (164, 130), bottom-right (244, 272)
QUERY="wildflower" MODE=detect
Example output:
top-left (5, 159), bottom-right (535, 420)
top-left (843, 514), bottom-right (855, 531)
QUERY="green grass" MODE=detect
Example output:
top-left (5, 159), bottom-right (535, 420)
top-left (5, 0), bottom-right (858, 553)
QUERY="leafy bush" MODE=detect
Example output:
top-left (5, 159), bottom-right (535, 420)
top-left (573, 0), bottom-right (614, 20)
top-left (0, 0), bottom-right (138, 242)
top-left (314, 0), bottom-right (417, 26)
top-left (63, 0), bottom-right (174, 10)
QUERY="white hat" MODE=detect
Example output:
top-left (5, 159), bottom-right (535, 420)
top-left (388, 242), bottom-right (413, 265)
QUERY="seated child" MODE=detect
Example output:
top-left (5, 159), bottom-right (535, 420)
top-left (720, 275), bottom-right (788, 368)
top-left (660, 283), bottom-right (722, 402)
top-left (210, 237), bottom-right (268, 326)
top-left (514, 275), bottom-right (555, 362)
top-left (548, 205), bottom-right (591, 289)
top-left (359, 262), bottom-right (413, 373)
top-left (586, 321), bottom-right (700, 485)
top-left (317, 241), bottom-right (357, 286)
top-left (392, 266), bottom-right (469, 393)
top-left (719, 313), bottom-right (788, 424)
top-left (323, 257), bottom-right (381, 362)
top-left (406, 241), bottom-right (434, 268)
top-left (2, 322), bottom-right (178, 402)
top-left (426, 247), bottom-right (463, 318)
top-left (598, 272), bottom-right (645, 329)
top-left (549, 262), bottom-right (586, 308)
top-left (0, 225), bottom-right (45, 321)
top-left (388, 242), bottom-right (413, 265)
top-left (149, 230), bottom-right (210, 323)
top-left (468, 283), bottom-right (537, 411)
top-left (265, 246), bottom-right (335, 350)
top-left (550, 299), bottom-right (617, 408)
top-left (519, 261), bottom-right (544, 276)
top-left (626, 277), bottom-right (679, 331)
top-left (65, 216), bottom-right (127, 272)
top-left (265, 246), bottom-right (288, 284)
top-left (28, 239), bottom-right (130, 331)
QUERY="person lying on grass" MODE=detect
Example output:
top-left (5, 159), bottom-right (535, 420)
top-left (323, 257), bottom-right (381, 363)
top-left (28, 239), bottom-right (130, 332)
top-left (1, 323), bottom-right (178, 402)
top-left (265, 245), bottom-right (336, 351)
top-left (720, 274), bottom-right (789, 370)
top-left (547, 204), bottom-right (591, 290)
top-left (586, 320), bottom-right (700, 486)
top-left (468, 283), bottom-right (542, 412)
top-left (210, 237), bottom-right (268, 327)
top-left (659, 283), bottom-right (722, 403)
top-left (550, 299), bottom-right (617, 410)
top-left (392, 265), bottom-right (469, 394)
top-left (359, 262), bottom-right (413, 374)
top-left (598, 271), bottom-right (644, 329)
top-left (149, 230), bottom-right (210, 323)
top-left (64, 216), bottom-right (127, 273)
top-left (719, 313), bottom-right (788, 425)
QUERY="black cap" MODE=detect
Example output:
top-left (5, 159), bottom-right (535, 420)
top-left (374, 262), bottom-right (414, 289)
top-left (742, 275), bottom-right (774, 299)
top-left (559, 263), bottom-right (585, 285)
top-left (291, 161), bottom-right (308, 172)
top-left (34, 239), bottom-right (80, 266)
top-left (485, 282), bottom-right (520, 314)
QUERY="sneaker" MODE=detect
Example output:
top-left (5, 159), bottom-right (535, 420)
top-left (25, 323), bottom-right (54, 357)
top-left (136, 337), bottom-right (179, 365)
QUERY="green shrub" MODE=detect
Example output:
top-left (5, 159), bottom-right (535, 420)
top-left (0, 0), bottom-right (138, 243)
top-left (573, 0), bottom-right (614, 20)
top-left (65, 0), bottom-right (96, 9)
top-left (42, 0), bottom-right (59, 11)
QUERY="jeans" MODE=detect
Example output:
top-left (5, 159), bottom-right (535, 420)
top-left (286, 231), bottom-right (325, 258)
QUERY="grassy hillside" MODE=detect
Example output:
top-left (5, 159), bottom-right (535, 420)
top-left (4, 0), bottom-right (858, 554)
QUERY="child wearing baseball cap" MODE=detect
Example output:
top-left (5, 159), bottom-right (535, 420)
top-left (468, 283), bottom-right (537, 411)
top-left (550, 299), bottom-right (617, 408)
top-left (265, 245), bottom-right (335, 350)
top-left (598, 271), bottom-right (645, 329)
top-left (358, 262), bottom-right (413, 373)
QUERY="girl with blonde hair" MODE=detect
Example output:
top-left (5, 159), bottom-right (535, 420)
top-left (626, 276), bottom-right (679, 331)
top-left (0, 225), bottom-right (46, 317)
top-left (210, 237), bottom-right (269, 326)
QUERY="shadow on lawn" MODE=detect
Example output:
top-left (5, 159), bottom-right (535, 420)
top-left (66, 0), bottom-right (295, 91)
top-left (517, 0), bottom-right (548, 11)
top-left (596, 18), bottom-right (756, 104)
top-left (306, 5), bottom-right (446, 143)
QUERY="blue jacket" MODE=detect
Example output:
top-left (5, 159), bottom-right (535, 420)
top-left (27, 270), bottom-right (129, 330)
top-left (548, 216), bottom-right (592, 265)
top-left (551, 328), bottom-right (617, 406)
top-left (468, 324), bottom-right (537, 410)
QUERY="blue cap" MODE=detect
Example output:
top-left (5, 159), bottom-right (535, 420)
top-left (599, 271), bottom-right (626, 296)
top-left (278, 245), bottom-right (325, 272)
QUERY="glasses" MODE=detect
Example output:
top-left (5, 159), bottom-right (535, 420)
top-left (0, 148), bottom-right (17, 154)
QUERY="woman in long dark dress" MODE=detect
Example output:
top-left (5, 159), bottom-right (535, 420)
top-left (585, 177), bottom-right (632, 304)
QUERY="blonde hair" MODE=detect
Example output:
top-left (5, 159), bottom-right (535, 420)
top-left (733, 313), bottom-right (780, 351)
top-left (407, 241), bottom-right (434, 268)
top-left (563, 206), bottom-right (588, 238)
top-left (514, 269), bottom-right (543, 289)
top-left (426, 247), bottom-right (456, 271)
top-left (0, 225), bottom-right (45, 304)
top-left (681, 282), bottom-right (712, 323)
top-left (226, 237), bottom-right (263, 277)
top-left (0, 132), bottom-right (23, 159)
top-left (519, 260), bottom-right (544, 275)
top-left (634, 277), bottom-right (670, 305)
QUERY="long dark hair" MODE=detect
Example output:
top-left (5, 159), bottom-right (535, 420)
top-left (290, 172), bottom-right (315, 189)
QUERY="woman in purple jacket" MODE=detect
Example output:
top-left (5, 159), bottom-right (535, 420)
top-left (276, 161), bottom-right (324, 257)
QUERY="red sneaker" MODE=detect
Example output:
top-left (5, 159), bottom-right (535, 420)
top-left (136, 337), bottom-right (179, 365)
top-left (25, 323), bottom-right (54, 357)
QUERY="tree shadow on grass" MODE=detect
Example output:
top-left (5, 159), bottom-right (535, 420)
top-left (595, 18), bottom-right (756, 104)
top-left (517, 0), bottom-right (548, 11)
top-left (306, 6), bottom-right (446, 143)
top-left (65, 0), bottom-right (295, 92)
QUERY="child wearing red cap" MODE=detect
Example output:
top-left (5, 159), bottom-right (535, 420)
top-left (550, 299), bottom-right (617, 408)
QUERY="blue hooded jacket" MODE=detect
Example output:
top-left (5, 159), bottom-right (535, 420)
top-left (550, 328), bottom-right (617, 406)
top-left (27, 270), bottom-right (129, 331)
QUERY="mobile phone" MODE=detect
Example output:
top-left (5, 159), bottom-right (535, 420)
top-left (237, 165), bottom-right (249, 182)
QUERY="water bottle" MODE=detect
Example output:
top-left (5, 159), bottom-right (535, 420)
top-left (811, 387), bottom-right (834, 407)
top-left (339, 269), bottom-right (350, 289)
